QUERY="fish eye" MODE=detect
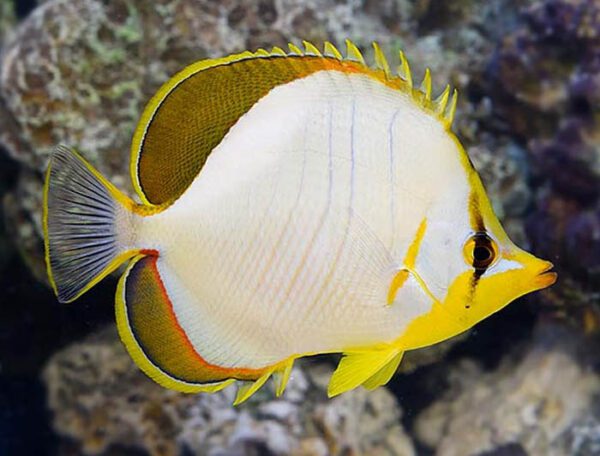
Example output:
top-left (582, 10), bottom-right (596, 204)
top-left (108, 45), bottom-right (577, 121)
top-left (463, 233), bottom-right (497, 271)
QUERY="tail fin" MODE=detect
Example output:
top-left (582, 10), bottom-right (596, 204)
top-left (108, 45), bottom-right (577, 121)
top-left (44, 145), bottom-right (138, 303)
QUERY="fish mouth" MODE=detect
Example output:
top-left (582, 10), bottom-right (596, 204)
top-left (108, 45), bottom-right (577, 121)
top-left (535, 261), bottom-right (557, 288)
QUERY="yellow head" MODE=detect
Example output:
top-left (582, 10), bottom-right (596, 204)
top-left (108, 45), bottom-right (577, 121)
top-left (399, 137), bottom-right (557, 349)
top-left (441, 176), bottom-right (557, 330)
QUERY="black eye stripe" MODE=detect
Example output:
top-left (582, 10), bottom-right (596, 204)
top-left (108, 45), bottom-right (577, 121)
top-left (474, 245), bottom-right (492, 261)
top-left (462, 231), bottom-right (498, 308)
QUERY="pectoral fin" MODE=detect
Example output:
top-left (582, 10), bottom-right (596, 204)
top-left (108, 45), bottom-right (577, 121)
top-left (328, 347), bottom-right (401, 397)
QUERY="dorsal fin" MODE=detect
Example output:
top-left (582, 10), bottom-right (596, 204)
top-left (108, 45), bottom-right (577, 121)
top-left (130, 41), bottom-right (458, 206)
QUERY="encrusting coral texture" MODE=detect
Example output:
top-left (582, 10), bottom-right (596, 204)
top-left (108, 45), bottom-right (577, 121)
top-left (44, 327), bottom-right (415, 456)
top-left (0, 0), bottom-right (598, 454)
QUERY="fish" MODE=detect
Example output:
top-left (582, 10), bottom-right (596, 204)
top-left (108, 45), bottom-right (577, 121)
top-left (43, 40), bottom-right (557, 404)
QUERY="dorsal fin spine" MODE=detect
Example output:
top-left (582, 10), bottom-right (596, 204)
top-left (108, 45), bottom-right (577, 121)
top-left (288, 42), bottom-right (303, 55)
top-left (345, 39), bottom-right (365, 64)
top-left (270, 46), bottom-right (286, 56)
top-left (303, 40), bottom-right (322, 56)
top-left (324, 41), bottom-right (342, 59)
top-left (434, 85), bottom-right (451, 115)
top-left (372, 42), bottom-right (391, 77)
top-left (446, 89), bottom-right (459, 127)
top-left (420, 68), bottom-right (432, 101)
top-left (244, 41), bottom-right (457, 128)
top-left (398, 51), bottom-right (413, 89)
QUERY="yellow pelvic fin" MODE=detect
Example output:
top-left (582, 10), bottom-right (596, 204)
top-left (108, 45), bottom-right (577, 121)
top-left (362, 351), bottom-right (404, 390)
top-left (234, 370), bottom-right (272, 405)
top-left (328, 347), bottom-right (402, 397)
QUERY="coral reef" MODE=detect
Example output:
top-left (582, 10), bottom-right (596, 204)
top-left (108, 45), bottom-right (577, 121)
top-left (0, 0), bottom-right (15, 46)
top-left (485, 0), bottom-right (600, 324)
top-left (414, 324), bottom-right (600, 456)
top-left (44, 327), bottom-right (415, 456)
top-left (0, 0), bottom-right (598, 454)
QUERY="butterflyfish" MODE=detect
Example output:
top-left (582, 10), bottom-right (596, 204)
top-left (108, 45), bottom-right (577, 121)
top-left (43, 40), bottom-right (557, 404)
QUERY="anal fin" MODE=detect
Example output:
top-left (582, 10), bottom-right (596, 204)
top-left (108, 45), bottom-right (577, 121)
top-left (116, 254), bottom-right (256, 394)
top-left (272, 359), bottom-right (294, 397)
top-left (234, 370), bottom-right (272, 405)
top-left (328, 347), bottom-right (402, 397)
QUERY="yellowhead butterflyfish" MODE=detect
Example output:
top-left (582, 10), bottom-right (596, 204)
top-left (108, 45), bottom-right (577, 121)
top-left (43, 41), bottom-right (557, 404)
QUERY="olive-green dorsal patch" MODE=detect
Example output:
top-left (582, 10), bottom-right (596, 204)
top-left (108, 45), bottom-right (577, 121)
top-left (131, 41), bottom-right (458, 205)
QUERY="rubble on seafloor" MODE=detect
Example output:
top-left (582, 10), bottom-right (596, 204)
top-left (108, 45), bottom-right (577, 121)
top-left (43, 322), bottom-right (600, 455)
top-left (0, 0), bottom-right (15, 46)
top-left (43, 326), bottom-right (415, 456)
top-left (414, 324), bottom-right (600, 456)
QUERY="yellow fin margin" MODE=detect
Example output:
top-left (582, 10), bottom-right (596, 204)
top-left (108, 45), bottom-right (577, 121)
top-left (130, 40), bottom-right (458, 205)
top-left (116, 255), bottom-right (234, 394)
top-left (234, 371), bottom-right (272, 405)
top-left (273, 359), bottom-right (294, 397)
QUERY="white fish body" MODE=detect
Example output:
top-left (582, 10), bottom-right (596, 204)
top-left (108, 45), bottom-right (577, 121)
top-left (135, 70), bottom-right (469, 369)
top-left (44, 42), bottom-right (556, 403)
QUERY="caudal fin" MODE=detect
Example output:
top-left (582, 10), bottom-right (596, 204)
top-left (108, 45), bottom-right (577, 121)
top-left (43, 145), bottom-right (137, 303)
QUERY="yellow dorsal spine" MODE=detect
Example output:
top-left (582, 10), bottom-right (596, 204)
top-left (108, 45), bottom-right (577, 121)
top-left (324, 41), bottom-right (342, 59)
top-left (446, 88), bottom-right (459, 127)
top-left (420, 68), bottom-right (432, 101)
top-left (288, 42), bottom-right (303, 55)
top-left (345, 39), bottom-right (366, 64)
top-left (241, 40), bottom-right (458, 130)
top-left (303, 40), bottom-right (322, 56)
top-left (233, 371), bottom-right (272, 405)
top-left (397, 51), bottom-right (413, 89)
top-left (270, 46), bottom-right (286, 56)
top-left (273, 360), bottom-right (294, 397)
top-left (372, 42), bottom-right (391, 77)
top-left (434, 85), bottom-right (451, 116)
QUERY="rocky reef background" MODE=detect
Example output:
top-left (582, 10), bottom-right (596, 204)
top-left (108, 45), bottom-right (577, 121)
top-left (0, 0), bottom-right (598, 455)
